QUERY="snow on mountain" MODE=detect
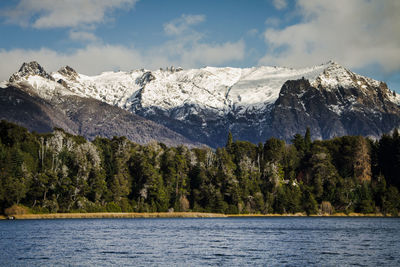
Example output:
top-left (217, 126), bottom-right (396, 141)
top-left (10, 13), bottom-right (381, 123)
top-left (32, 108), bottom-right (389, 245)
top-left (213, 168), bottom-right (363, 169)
top-left (53, 69), bottom-right (141, 108)
top-left (9, 61), bottom-right (54, 83)
top-left (0, 81), bottom-right (7, 88)
top-left (227, 64), bottom-right (327, 112)
top-left (389, 92), bottom-right (400, 105)
top-left (40, 61), bottom-right (389, 113)
top-left (6, 60), bottom-right (397, 115)
top-left (5, 62), bottom-right (80, 100)
top-left (3, 60), bottom-right (400, 147)
top-left (311, 61), bottom-right (380, 90)
top-left (18, 75), bottom-right (81, 100)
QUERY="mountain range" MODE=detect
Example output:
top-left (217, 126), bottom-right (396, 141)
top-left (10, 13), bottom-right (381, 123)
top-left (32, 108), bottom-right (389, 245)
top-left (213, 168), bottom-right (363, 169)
top-left (1, 61), bottom-right (399, 147)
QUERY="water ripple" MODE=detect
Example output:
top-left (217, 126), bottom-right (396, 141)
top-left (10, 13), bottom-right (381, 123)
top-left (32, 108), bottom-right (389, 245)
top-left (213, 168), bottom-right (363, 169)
top-left (1, 217), bottom-right (400, 266)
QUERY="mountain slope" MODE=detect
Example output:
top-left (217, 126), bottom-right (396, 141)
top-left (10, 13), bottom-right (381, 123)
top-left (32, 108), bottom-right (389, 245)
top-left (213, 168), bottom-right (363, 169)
top-left (0, 84), bottom-right (200, 147)
top-left (2, 61), bottom-right (400, 147)
top-left (0, 85), bottom-right (78, 134)
top-left (54, 95), bottom-right (201, 146)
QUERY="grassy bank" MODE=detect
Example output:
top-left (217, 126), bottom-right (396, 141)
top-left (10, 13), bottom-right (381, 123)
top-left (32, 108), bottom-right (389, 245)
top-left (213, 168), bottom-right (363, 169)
top-left (1, 212), bottom-right (392, 220)
top-left (229, 213), bottom-right (392, 217)
top-left (228, 212), bottom-right (307, 217)
top-left (5, 212), bottom-right (227, 220)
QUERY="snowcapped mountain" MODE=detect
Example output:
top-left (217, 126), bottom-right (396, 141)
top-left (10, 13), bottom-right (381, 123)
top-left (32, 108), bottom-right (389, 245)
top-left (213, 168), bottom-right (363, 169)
top-left (2, 61), bottom-right (400, 147)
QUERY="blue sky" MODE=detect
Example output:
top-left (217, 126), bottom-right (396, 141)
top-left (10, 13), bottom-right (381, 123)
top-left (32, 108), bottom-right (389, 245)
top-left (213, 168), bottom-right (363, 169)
top-left (0, 0), bottom-right (399, 91)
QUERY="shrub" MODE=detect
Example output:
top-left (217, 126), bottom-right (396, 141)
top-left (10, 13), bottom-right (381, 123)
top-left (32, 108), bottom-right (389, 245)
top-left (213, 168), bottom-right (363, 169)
top-left (106, 202), bottom-right (122, 212)
top-left (119, 198), bottom-right (133, 212)
top-left (4, 204), bottom-right (30, 216)
top-left (321, 201), bottom-right (334, 215)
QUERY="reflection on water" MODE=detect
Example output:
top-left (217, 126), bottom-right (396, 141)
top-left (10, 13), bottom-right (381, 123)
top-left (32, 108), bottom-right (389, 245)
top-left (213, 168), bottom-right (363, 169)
top-left (1, 217), bottom-right (400, 266)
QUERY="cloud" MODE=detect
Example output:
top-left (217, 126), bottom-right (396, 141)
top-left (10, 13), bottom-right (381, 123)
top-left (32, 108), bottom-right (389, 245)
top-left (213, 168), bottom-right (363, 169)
top-left (273, 0), bottom-right (287, 10)
top-left (0, 40), bottom-right (245, 80)
top-left (0, 13), bottom-right (245, 80)
top-left (246, 29), bottom-right (259, 36)
top-left (265, 17), bottom-right (281, 27)
top-left (163, 14), bottom-right (205, 36)
top-left (154, 39), bottom-right (246, 67)
top-left (0, 46), bottom-right (143, 80)
top-left (69, 31), bottom-right (99, 42)
top-left (184, 41), bottom-right (245, 66)
top-left (1, 0), bottom-right (138, 28)
top-left (259, 0), bottom-right (400, 73)
top-left (157, 14), bottom-right (245, 67)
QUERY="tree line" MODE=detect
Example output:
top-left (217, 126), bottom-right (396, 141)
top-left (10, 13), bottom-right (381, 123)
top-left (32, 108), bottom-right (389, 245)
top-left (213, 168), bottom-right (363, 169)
top-left (0, 120), bottom-right (399, 215)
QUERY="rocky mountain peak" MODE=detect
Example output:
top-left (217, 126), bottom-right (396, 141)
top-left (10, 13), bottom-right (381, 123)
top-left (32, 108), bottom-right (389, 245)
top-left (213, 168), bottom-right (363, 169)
top-left (311, 61), bottom-right (381, 91)
top-left (3, 60), bottom-right (399, 148)
top-left (136, 71), bottom-right (155, 87)
top-left (58, 66), bottom-right (78, 80)
top-left (9, 61), bottom-right (55, 83)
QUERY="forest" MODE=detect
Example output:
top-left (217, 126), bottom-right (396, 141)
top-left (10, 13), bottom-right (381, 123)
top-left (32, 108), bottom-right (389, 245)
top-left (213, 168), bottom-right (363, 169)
top-left (0, 120), bottom-right (399, 216)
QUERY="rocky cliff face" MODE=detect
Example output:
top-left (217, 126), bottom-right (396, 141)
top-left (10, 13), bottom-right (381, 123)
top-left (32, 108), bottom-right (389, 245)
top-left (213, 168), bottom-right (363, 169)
top-left (2, 61), bottom-right (399, 147)
top-left (9, 61), bottom-right (55, 83)
top-left (268, 78), bottom-right (400, 140)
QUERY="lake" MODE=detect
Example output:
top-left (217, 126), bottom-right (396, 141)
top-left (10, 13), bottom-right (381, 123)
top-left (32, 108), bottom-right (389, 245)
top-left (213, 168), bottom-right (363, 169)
top-left (1, 217), bottom-right (399, 266)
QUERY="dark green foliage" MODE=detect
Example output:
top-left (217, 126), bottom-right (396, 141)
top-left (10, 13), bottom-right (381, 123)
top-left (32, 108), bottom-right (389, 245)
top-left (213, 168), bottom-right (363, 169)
top-left (304, 127), bottom-right (312, 152)
top-left (382, 186), bottom-right (400, 216)
top-left (377, 132), bottom-right (400, 191)
top-left (302, 186), bottom-right (318, 215)
top-left (356, 182), bottom-right (375, 213)
top-left (226, 131), bottom-right (233, 153)
top-left (0, 120), bottom-right (399, 215)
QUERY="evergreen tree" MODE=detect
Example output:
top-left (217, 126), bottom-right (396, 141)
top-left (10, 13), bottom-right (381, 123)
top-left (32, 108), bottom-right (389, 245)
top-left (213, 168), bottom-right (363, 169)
top-left (226, 131), bottom-right (233, 153)
top-left (304, 127), bottom-right (312, 152)
top-left (1, 120), bottom-right (400, 216)
top-left (302, 187), bottom-right (318, 215)
top-left (383, 186), bottom-right (400, 216)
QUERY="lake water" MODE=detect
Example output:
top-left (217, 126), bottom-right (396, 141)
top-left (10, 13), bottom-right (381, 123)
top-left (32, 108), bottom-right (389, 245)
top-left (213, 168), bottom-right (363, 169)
top-left (1, 217), bottom-right (400, 266)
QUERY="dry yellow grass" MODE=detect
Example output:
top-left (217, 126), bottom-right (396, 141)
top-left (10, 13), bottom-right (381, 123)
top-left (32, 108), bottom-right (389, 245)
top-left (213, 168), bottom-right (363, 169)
top-left (346, 212), bottom-right (385, 217)
top-left (309, 212), bottom-right (385, 217)
top-left (227, 212), bottom-right (307, 217)
top-left (11, 212), bottom-right (227, 220)
top-left (1, 212), bottom-right (391, 220)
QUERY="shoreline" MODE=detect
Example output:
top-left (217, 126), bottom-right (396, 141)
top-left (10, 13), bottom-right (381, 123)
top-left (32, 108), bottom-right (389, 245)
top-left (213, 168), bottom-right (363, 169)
top-left (0, 212), bottom-right (392, 220)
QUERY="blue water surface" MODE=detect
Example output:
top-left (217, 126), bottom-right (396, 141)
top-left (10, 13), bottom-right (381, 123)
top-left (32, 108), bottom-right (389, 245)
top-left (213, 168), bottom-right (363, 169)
top-left (1, 217), bottom-right (400, 266)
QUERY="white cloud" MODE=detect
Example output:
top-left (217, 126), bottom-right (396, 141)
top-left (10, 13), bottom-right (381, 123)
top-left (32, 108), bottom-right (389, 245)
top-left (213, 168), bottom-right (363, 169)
top-left (184, 41), bottom-right (245, 66)
top-left (265, 17), bottom-right (281, 27)
top-left (154, 39), bottom-right (246, 68)
top-left (0, 46), bottom-right (144, 80)
top-left (160, 14), bottom-right (245, 67)
top-left (1, 0), bottom-right (138, 28)
top-left (273, 0), bottom-right (287, 10)
top-left (0, 12), bottom-right (245, 80)
top-left (69, 31), bottom-right (99, 42)
top-left (0, 40), bottom-right (245, 81)
top-left (259, 0), bottom-right (400, 73)
top-left (163, 14), bottom-right (205, 36)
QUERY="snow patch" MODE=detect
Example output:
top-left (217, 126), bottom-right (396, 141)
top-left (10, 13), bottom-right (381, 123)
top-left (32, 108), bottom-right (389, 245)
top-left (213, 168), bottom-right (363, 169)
top-left (311, 61), bottom-right (381, 91)
top-left (0, 81), bottom-right (8, 88)
top-left (7, 60), bottom-right (398, 121)
top-left (328, 104), bottom-right (344, 115)
top-left (11, 76), bottom-right (78, 100)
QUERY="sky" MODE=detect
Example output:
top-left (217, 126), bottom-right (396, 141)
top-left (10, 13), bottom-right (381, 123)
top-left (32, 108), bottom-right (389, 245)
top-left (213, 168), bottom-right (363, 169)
top-left (0, 0), bottom-right (399, 91)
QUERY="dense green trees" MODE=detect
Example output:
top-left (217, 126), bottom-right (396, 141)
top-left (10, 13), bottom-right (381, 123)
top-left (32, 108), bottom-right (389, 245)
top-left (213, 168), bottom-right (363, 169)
top-left (0, 120), bottom-right (400, 216)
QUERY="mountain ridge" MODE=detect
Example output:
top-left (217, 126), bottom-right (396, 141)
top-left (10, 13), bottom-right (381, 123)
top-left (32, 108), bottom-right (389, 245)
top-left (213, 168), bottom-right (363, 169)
top-left (2, 61), bottom-right (400, 147)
